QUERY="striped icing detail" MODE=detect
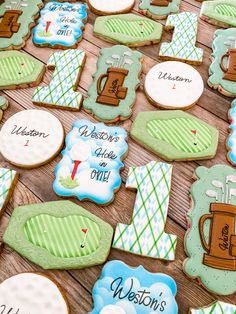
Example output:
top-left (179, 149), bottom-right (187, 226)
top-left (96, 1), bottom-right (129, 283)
top-left (24, 214), bottom-right (101, 258)
top-left (105, 18), bottom-right (155, 38)
top-left (0, 56), bottom-right (35, 81)
top-left (0, 168), bottom-right (17, 210)
top-left (215, 4), bottom-right (236, 17)
top-left (147, 118), bottom-right (212, 153)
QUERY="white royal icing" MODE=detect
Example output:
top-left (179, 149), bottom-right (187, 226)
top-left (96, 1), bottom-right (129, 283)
top-left (145, 61), bottom-right (204, 109)
top-left (89, 0), bottom-right (135, 13)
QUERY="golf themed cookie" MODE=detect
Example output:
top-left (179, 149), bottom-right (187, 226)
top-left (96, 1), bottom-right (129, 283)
top-left (83, 45), bottom-right (142, 123)
top-left (32, 1), bottom-right (87, 49)
top-left (89, 260), bottom-right (178, 314)
top-left (189, 301), bottom-right (236, 314)
top-left (227, 99), bottom-right (236, 166)
top-left (4, 200), bottom-right (113, 269)
top-left (0, 51), bottom-right (45, 90)
top-left (159, 12), bottom-right (203, 65)
top-left (145, 61), bottom-right (204, 110)
top-left (138, 0), bottom-right (181, 20)
top-left (0, 96), bottom-right (8, 122)
top-left (54, 120), bottom-right (128, 205)
top-left (131, 111), bottom-right (219, 161)
top-left (33, 50), bottom-right (86, 111)
top-left (93, 14), bottom-right (163, 47)
top-left (88, 0), bottom-right (135, 15)
top-left (0, 168), bottom-right (18, 219)
top-left (0, 110), bottom-right (64, 168)
top-left (0, 0), bottom-right (43, 50)
top-left (208, 28), bottom-right (236, 97)
top-left (0, 273), bottom-right (70, 314)
top-left (113, 161), bottom-right (177, 261)
top-left (201, 0), bottom-right (236, 28)
top-left (184, 165), bottom-right (236, 295)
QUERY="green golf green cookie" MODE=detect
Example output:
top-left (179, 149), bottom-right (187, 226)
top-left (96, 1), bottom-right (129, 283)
top-left (4, 200), bottom-right (113, 269)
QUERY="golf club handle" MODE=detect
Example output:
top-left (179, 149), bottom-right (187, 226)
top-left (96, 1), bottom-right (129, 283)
top-left (97, 73), bottom-right (109, 95)
top-left (230, 235), bottom-right (236, 257)
top-left (199, 214), bottom-right (213, 252)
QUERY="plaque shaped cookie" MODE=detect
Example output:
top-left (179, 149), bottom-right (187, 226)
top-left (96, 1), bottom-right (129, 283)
top-left (83, 45), bottom-right (142, 123)
top-left (189, 301), bottom-right (236, 314)
top-left (0, 273), bottom-right (69, 313)
top-left (208, 28), bottom-right (236, 97)
top-left (93, 14), bottom-right (163, 47)
top-left (184, 165), bottom-right (236, 295)
top-left (54, 120), bottom-right (128, 205)
top-left (113, 161), bottom-right (177, 261)
top-left (0, 51), bottom-right (45, 90)
top-left (201, 0), bottom-right (236, 28)
top-left (33, 1), bottom-right (87, 49)
top-left (138, 0), bottom-right (181, 20)
top-left (0, 168), bottom-right (18, 218)
top-left (3, 200), bottom-right (114, 269)
top-left (131, 111), bottom-right (219, 161)
top-left (0, 0), bottom-right (43, 50)
top-left (0, 110), bottom-right (65, 168)
top-left (0, 96), bottom-right (8, 122)
top-left (88, 0), bottom-right (135, 15)
top-left (89, 260), bottom-right (178, 314)
top-left (33, 50), bottom-right (86, 110)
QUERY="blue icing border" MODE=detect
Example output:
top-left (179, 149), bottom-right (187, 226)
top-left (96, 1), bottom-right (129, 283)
top-left (228, 99), bottom-right (236, 165)
top-left (53, 120), bottom-right (128, 205)
top-left (89, 260), bottom-right (178, 314)
top-left (33, 1), bottom-right (87, 47)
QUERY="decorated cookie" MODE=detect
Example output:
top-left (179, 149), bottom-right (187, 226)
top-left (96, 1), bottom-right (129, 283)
top-left (33, 50), bottom-right (86, 111)
top-left (227, 99), bottom-right (236, 165)
top-left (90, 260), bottom-right (178, 314)
top-left (208, 28), bottom-right (236, 97)
top-left (145, 61), bottom-right (204, 109)
top-left (33, 1), bottom-right (87, 49)
top-left (0, 273), bottom-right (69, 313)
top-left (88, 0), bottom-right (135, 15)
top-left (0, 110), bottom-right (64, 168)
top-left (0, 0), bottom-right (43, 50)
top-left (138, 0), bottom-right (181, 20)
top-left (159, 12), bottom-right (203, 65)
top-left (83, 45), bottom-right (142, 123)
top-left (0, 96), bottom-right (8, 122)
top-left (93, 14), bottom-right (163, 47)
top-left (201, 0), bottom-right (236, 28)
top-left (0, 51), bottom-right (45, 90)
top-left (189, 301), bottom-right (236, 314)
top-left (0, 168), bottom-right (18, 218)
top-left (113, 161), bottom-right (177, 261)
top-left (54, 120), bottom-right (128, 205)
top-left (184, 165), bottom-right (236, 295)
top-left (131, 111), bottom-right (219, 161)
top-left (4, 200), bottom-right (113, 269)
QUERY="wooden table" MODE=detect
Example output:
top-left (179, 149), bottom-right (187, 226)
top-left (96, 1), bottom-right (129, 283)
top-left (0, 0), bottom-right (236, 313)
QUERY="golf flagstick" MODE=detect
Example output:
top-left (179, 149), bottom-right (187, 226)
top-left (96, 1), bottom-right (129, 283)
top-left (81, 228), bottom-right (88, 248)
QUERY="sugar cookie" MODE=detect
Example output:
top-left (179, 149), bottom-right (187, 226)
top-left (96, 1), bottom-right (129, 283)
top-left (0, 110), bottom-right (64, 168)
top-left (227, 99), bottom-right (236, 165)
top-left (145, 61), bottom-right (204, 109)
top-left (83, 45), bottom-right (142, 123)
top-left (33, 1), bottom-right (87, 49)
top-left (113, 161), bottom-right (177, 261)
top-left (201, 0), bottom-right (236, 28)
top-left (94, 14), bottom-right (162, 47)
top-left (54, 119), bottom-right (128, 205)
top-left (159, 12), bottom-right (203, 65)
top-left (0, 51), bottom-right (45, 90)
top-left (208, 28), bottom-right (236, 97)
top-left (0, 168), bottom-right (18, 218)
top-left (0, 273), bottom-right (69, 313)
top-left (189, 301), bottom-right (236, 314)
top-left (88, 0), bottom-right (135, 16)
top-left (184, 165), bottom-right (236, 295)
top-left (138, 0), bottom-right (181, 20)
top-left (33, 50), bottom-right (86, 111)
top-left (90, 260), bottom-right (178, 314)
top-left (131, 111), bottom-right (219, 161)
top-left (0, 96), bottom-right (8, 122)
top-left (4, 200), bottom-right (114, 269)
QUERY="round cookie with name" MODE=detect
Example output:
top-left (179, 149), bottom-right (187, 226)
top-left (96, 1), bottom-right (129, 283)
top-left (145, 61), bottom-right (204, 110)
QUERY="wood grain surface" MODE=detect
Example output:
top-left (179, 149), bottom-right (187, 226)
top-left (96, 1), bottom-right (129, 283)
top-left (0, 0), bottom-right (236, 313)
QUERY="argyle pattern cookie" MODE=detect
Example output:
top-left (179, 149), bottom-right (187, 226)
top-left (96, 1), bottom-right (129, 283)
top-left (33, 50), bottom-right (85, 110)
top-left (190, 301), bottom-right (236, 314)
top-left (0, 168), bottom-right (17, 212)
top-left (159, 12), bottom-right (203, 63)
top-left (112, 161), bottom-right (177, 260)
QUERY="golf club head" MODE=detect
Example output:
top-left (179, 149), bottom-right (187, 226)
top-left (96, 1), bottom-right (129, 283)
top-left (206, 190), bottom-right (218, 199)
top-left (212, 180), bottom-right (224, 189)
top-left (226, 175), bottom-right (236, 183)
